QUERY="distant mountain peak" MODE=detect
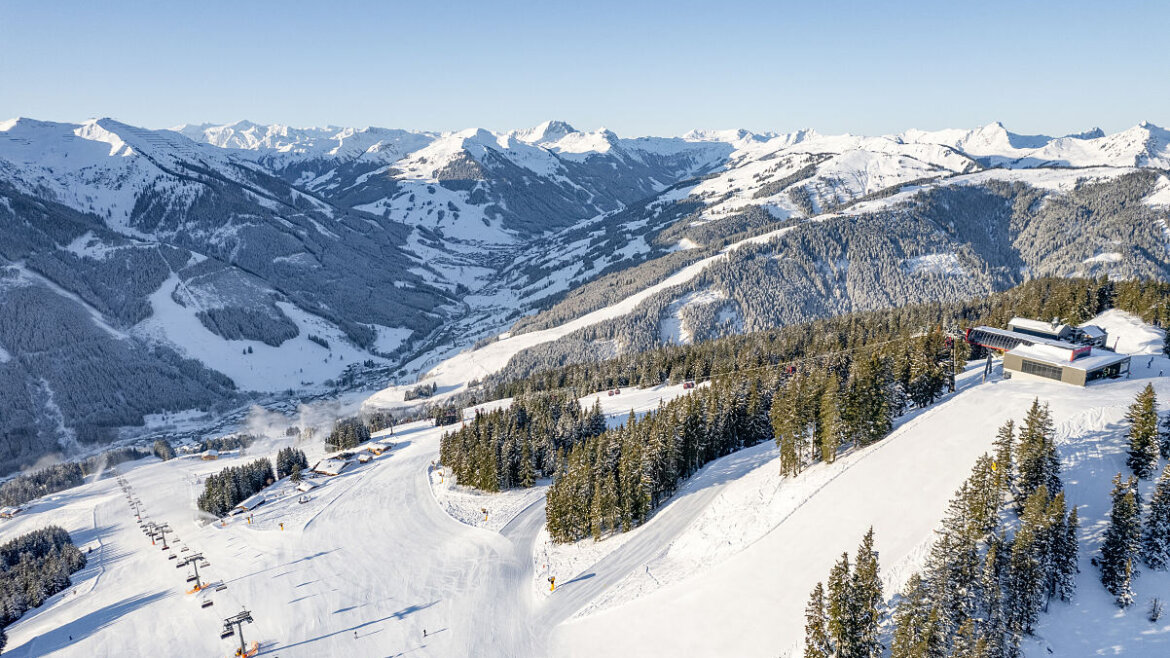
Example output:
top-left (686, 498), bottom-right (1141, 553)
top-left (513, 120), bottom-right (578, 144)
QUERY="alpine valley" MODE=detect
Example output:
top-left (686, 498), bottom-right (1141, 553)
top-left (2, 116), bottom-right (1170, 473)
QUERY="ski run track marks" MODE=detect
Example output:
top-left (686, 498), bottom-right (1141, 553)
top-left (3, 310), bottom-right (1170, 656)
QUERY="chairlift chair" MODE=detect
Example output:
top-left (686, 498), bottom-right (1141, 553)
top-left (220, 628), bottom-right (235, 639)
top-left (202, 600), bottom-right (214, 608)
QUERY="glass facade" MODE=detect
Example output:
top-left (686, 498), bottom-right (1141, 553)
top-left (1019, 359), bottom-right (1063, 381)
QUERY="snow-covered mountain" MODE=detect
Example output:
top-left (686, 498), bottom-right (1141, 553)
top-left (6, 310), bottom-right (1169, 657)
top-left (3, 116), bottom-right (1170, 472)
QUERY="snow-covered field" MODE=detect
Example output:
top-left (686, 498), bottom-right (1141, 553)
top-left (5, 310), bottom-right (1170, 656)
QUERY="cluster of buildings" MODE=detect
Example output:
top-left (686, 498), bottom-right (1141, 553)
top-left (965, 317), bottom-right (1131, 386)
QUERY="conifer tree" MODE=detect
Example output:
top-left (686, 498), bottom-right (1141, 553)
top-left (952, 618), bottom-right (988, 658)
top-left (851, 528), bottom-right (883, 658)
top-left (978, 537), bottom-right (1008, 658)
top-left (826, 552), bottom-right (856, 655)
top-left (1100, 474), bottom-right (1141, 607)
top-left (1141, 463), bottom-right (1170, 570)
top-left (1015, 399), bottom-right (1060, 507)
top-left (804, 581), bottom-right (832, 658)
top-left (818, 374), bottom-right (844, 463)
top-left (992, 420), bottom-right (1015, 499)
top-left (1159, 409), bottom-right (1170, 461)
top-left (890, 573), bottom-right (944, 658)
top-left (1055, 505), bottom-right (1079, 601)
top-left (1004, 486), bottom-right (1048, 635)
top-left (1126, 384), bottom-right (1161, 479)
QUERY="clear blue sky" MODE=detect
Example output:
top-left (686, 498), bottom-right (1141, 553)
top-left (2, 0), bottom-right (1167, 137)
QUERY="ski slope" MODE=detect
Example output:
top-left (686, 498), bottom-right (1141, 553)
top-left (4, 311), bottom-right (1169, 656)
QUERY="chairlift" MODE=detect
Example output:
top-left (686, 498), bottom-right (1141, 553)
top-left (216, 585), bottom-right (227, 592)
top-left (181, 546), bottom-right (190, 552)
top-left (168, 554), bottom-right (177, 560)
top-left (220, 628), bottom-right (235, 639)
top-left (186, 575), bottom-right (198, 583)
top-left (201, 600), bottom-right (214, 608)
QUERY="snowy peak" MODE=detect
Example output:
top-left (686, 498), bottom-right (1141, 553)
top-left (512, 120), bottom-right (578, 144)
top-left (174, 120), bottom-right (438, 165)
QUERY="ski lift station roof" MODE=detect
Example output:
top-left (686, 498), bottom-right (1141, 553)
top-left (1004, 342), bottom-right (1130, 386)
top-left (1008, 316), bottom-right (1070, 337)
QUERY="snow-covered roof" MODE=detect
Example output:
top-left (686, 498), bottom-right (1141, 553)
top-left (295, 481), bottom-right (317, 492)
top-left (233, 492), bottom-right (266, 512)
top-left (1008, 317), bottom-right (1069, 336)
top-left (312, 457), bottom-right (351, 475)
top-left (970, 326), bottom-right (1075, 350)
top-left (1008, 343), bottom-right (1129, 372)
top-left (1078, 324), bottom-right (1107, 339)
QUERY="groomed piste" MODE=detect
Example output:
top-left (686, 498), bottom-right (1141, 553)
top-left (3, 311), bottom-right (1169, 656)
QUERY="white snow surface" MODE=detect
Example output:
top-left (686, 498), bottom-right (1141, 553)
top-left (5, 312), bottom-right (1170, 657)
top-left (132, 274), bottom-right (387, 392)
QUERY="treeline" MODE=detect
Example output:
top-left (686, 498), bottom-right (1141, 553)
top-left (275, 447), bottom-right (308, 479)
top-left (365, 410), bottom-right (395, 433)
top-left (439, 393), bottom-right (607, 492)
top-left (546, 377), bottom-right (771, 542)
top-left (1096, 384), bottom-right (1170, 609)
top-left (196, 458), bottom-right (275, 517)
top-left (0, 464), bottom-right (85, 508)
top-left (404, 382), bottom-right (437, 401)
top-left (0, 444), bottom-right (170, 508)
top-left (484, 277), bottom-right (1117, 399)
top-left (325, 418), bottom-right (371, 451)
top-left (200, 434), bottom-right (255, 453)
top-left (805, 400), bottom-right (1078, 657)
top-left (0, 525), bottom-right (86, 651)
top-left (544, 332), bottom-right (956, 544)
top-left (773, 328), bottom-right (955, 475)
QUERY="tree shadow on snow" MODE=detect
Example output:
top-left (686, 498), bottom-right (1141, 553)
top-left (262, 600), bottom-right (438, 653)
top-left (223, 548), bottom-right (341, 585)
top-left (4, 590), bottom-right (170, 657)
top-left (562, 572), bottom-right (596, 587)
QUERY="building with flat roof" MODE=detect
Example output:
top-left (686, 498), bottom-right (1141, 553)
top-left (1003, 342), bottom-right (1129, 385)
top-left (967, 318), bottom-right (1129, 386)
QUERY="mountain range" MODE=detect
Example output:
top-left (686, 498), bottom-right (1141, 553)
top-left (2, 116), bottom-right (1169, 473)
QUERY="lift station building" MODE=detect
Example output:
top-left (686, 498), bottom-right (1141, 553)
top-left (965, 317), bottom-right (1129, 386)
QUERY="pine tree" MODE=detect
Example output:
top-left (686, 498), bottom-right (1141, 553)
top-left (952, 618), bottom-right (988, 658)
top-left (1126, 384), bottom-right (1161, 479)
top-left (890, 573), bottom-right (944, 658)
top-left (978, 537), bottom-right (1008, 658)
top-left (1055, 505), bottom-right (1078, 601)
top-left (992, 420), bottom-right (1015, 499)
top-left (1100, 474), bottom-right (1141, 607)
top-left (804, 581), bottom-right (832, 658)
top-left (1015, 399), bottom-right (1060, 507)
top-left (1159, 410), bottom-right (1170, 461)
top-left (852, 528), bottom-right (883, 658)
top-left (818, 374), bottom-right (844, 463)
top-left (1141, 463), bottom-right (1170, 570)
top-left (1004, 486), bottom-right (1047, 635)
top-left (826, 552), bottom-right (855, 655)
